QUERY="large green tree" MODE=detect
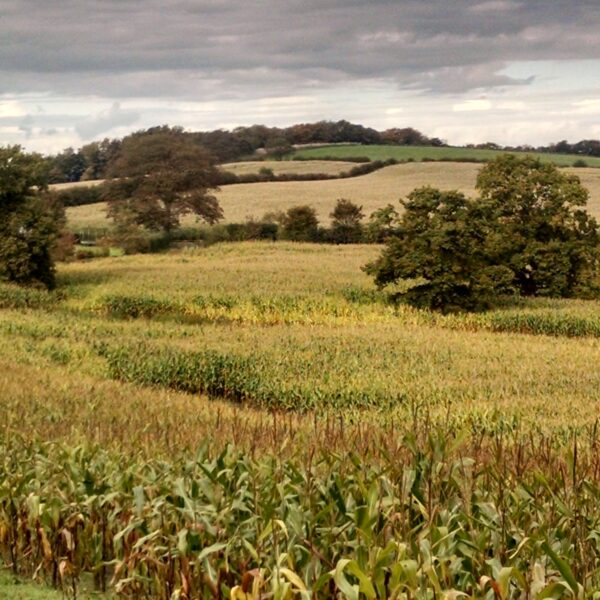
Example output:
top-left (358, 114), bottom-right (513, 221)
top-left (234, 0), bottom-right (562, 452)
top-left (366, 156), bottom-right (599, 311)
top-left (104, 129), bottom-right (223, 234)
top-left (476, 155), bottom-right (599, 297)
top-left (0, 146), bottom-right (64, 289)
top-left (365, 187), bottom-right (514, 311)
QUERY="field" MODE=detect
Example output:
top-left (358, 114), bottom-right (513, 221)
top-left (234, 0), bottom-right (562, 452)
top-left (3, 242), bottom-right (600, 597)
top-left (65, 161), bottom-right (600, 230)
top-left (292, 144), bottom-right (600, 168)
top-left (221, 160), bottom-right (357, 176)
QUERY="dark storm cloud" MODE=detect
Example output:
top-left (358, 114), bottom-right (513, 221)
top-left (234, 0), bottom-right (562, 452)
top-left (0, 0), bottom-right (599, 98)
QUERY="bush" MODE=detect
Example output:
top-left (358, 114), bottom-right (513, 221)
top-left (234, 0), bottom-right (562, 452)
top-left (53, 185), bottom-right (102, 207)
top-left (329, 199), bottom-right (364, 244)
top-left (281, 205), bottom-right (320, 242)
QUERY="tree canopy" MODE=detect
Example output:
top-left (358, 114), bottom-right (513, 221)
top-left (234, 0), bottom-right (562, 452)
top-left (0, 146), bottom-right (64, 289)
top-left (366, 155), bottom-right (600, 311)
top-left (104, 129), bottom-right (223, 234)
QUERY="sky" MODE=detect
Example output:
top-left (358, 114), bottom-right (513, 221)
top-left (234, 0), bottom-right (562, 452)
top-left (1, 0), bottom-right (600, 154)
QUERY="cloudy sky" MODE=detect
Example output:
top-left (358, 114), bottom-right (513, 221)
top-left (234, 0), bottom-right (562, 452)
top-left (1, 0), bottom-right (600, 154)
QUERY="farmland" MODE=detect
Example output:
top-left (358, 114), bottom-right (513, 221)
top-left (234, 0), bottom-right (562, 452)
top-left (292, 143), bottom-right (600, 168)
top-left (65, 161), bottom-right (600, 230)
top-left (3, 242), bottom-right (600, 597)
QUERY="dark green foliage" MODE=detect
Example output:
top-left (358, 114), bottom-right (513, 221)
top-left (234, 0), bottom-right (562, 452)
top-left (46, 147), bottom-right (86, 183)
top-left (365, 187), bottom-right (515, 311)
top-left (53, 185), bottom-right (102, 207)
top-left (476, 155), bottom-right (599, 298)
top-left (281, 205), bottom-right (320, 241)
top-left (0, 146), bottom-right (64, 290)
top-left (367, 156), bottom-right (600, 311)
top-left (329, 198), bottom-right (364, 244)
top-left (364, 204), bottom-right (400, 242)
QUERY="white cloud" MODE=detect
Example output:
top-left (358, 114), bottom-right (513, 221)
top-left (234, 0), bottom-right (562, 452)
top-left (572, 99), bottom-right (600, 114)
top-left (453, 99), bottom-right (492, 112)
top-left (75, 102), bottom-right (140, 140)
top-left (0, 100), bottom-right (26, 118)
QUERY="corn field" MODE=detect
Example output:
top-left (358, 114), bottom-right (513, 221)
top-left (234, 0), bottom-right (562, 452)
top-left (3, 242), bottom-right (600, 597)
top-left (3, 426), bottom-right (600, 599)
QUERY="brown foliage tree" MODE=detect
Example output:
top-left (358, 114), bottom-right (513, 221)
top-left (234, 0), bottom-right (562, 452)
top-left (104, 129), bottom-right (223, 234)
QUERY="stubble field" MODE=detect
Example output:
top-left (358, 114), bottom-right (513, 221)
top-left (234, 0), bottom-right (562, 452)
top-left (65, 161), bottom-right (600, 231)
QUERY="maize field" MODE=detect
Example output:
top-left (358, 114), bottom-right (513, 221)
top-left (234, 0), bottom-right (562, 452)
top-left (2, 242), bottom-right (600, 598)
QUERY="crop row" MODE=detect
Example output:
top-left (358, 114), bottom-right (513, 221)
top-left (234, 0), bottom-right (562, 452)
top-left (100, 343), bottom-right (399, 412)
top-left (94, 291), bottom-right (600, 341)
top-left (2, 430), bottom-right (600, 599)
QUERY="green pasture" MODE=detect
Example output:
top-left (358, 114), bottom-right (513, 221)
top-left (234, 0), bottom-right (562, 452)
top-left (292, 143), bottom-right (600, 167)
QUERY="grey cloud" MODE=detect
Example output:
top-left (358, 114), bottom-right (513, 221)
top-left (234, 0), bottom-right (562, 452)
top-left (0, 0), bottom-right (599, 100)
top-left (75, 103), bottom-right (140, 139)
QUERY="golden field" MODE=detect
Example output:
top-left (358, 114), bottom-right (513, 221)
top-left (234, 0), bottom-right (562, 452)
top-left (65, 161), bottom-right (600, 230)
top-left (4, 242), bottom-right (600, 596)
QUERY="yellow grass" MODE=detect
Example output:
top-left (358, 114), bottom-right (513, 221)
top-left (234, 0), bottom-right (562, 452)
top-left (65, 162), bottom-right (600, 230)
top-left (50, 179), bottom-right (105, 191)
top-left (221, 159), bottom-right (357, 176)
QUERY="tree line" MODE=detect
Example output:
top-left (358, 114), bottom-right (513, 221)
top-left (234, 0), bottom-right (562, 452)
top-left (45, 122), bottom-right (443, 183)
top-left (3, 132), bottom-right (600, 315)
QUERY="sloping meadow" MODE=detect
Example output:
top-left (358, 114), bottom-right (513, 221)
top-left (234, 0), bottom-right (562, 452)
top-left (3, 242), bottom-right (600, 596)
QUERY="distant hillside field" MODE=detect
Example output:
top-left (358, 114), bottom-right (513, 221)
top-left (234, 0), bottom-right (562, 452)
top-left (66, 162), bottom-right (600, 230)
top-left (221, 159), bottom-right (357, 176)
top-left (292, 144), bottom-right (600, 167)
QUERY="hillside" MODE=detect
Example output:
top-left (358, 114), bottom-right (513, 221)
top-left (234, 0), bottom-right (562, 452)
top-left (65, 161), bottom-right (600, 230)
top-left (292, 143), bottom-right (600, 167)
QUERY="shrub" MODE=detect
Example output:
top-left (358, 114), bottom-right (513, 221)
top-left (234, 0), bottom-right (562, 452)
top-left (281, 205), bottom-right (320, 242)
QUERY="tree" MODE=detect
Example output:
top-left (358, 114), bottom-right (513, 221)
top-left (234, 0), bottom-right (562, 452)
top-left (364, 204), bottom-right (400, 243)
top-left (364, 187), bottom-right (513, 311)
top-left (0, 146), bottom-right (64, 289)
top-left (365, 156), bottom-right (600, 311)
top-left (104, 129), bottom-right (223, 234)
top-left (476, 155), bottom-right (599, 297)
top-left (47, 147), bottom-right (86, 183)
top-left (281, 205), bottom-right (319, 241)
top-left (329, 198), bottom-right (364, 243)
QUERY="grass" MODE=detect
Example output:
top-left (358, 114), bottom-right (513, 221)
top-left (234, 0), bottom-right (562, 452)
top-left (65, 162), bottom-right (600, 230)
top-left (0, 570), bottom-right (110, 599)
top-left (221, 159), bottom-right (357, 176)
top-left (292, 143), bottom-right (600, 167)
top-left (5, 242), bottom-right (600, 596)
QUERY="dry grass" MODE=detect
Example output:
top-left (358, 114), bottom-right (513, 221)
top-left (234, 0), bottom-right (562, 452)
top-left (221, 159), bottom-right (357, 176)
top-left (50, 179), bottom-right (105, 191)
top-left (65, 162), bottom-right (600, 229)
